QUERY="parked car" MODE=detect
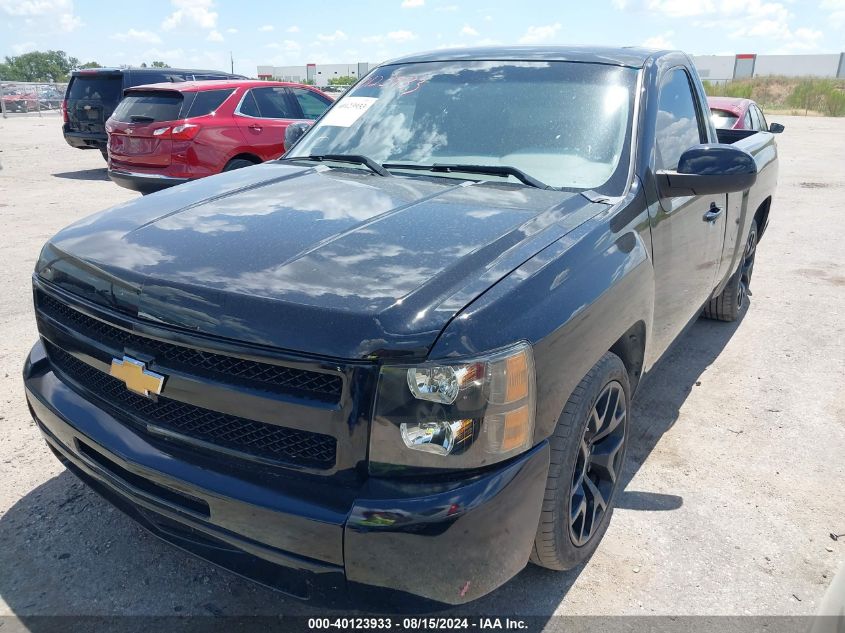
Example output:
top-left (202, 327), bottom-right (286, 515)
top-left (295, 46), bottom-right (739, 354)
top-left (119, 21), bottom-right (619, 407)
top-left (106, 80), bottom-right (333, 193)
top-left (24, 46), bottom-right (778, 608)
top-left (62, 67), bottom-right (245, 159)
top-left (708, 96), bottom-right (785, 133)
top-left (1, 88), bottom-right (38, 112)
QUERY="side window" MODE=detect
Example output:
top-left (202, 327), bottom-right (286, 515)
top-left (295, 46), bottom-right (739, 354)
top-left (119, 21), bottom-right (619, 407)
top-left (655, 69), bottom-right (703, 171)
top-left (743, 110), bottom-right (753, 130)
top-left (754, 105), bottom-right (768, 132)
top-left (291, 88), bottom-right (332, 119)
top-left (250, 87), bottom-right (299, 118)
top-left (186, 89), bottom-right (234, 118)
top-left (749, 106), bottom-right (762, 131)
top-left (238, 90), bottom-right (261, 117)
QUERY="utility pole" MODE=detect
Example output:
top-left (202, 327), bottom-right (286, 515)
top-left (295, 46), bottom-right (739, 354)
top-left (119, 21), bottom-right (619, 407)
top-left (230, 51), bottom-right (234, 74)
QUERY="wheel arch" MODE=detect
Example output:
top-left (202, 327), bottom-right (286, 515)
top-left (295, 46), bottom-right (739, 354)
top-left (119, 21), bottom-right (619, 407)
top-left (754, 196), bottom-right (772, 241)
top-left (608, 321), bottom-right (647, 394)
top-left (226, 152), bottom-right (262, 167)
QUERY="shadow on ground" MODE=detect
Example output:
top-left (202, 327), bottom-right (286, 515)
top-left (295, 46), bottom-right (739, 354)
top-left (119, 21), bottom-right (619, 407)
top-left (52, 168), bottom-right (108, 181)
top-left (0, 314), bottom-right (743, 622)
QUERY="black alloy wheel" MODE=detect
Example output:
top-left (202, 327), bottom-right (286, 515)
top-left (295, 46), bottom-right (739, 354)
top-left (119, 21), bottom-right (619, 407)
top-left (737, 223), bottom-right (758, 310)
top-left (568, 380), bottom-right (627, 547)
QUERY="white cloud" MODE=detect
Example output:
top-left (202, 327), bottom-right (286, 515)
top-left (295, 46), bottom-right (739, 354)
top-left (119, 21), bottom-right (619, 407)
top-left (483, 14), bottom-right (492, 20)
top-left (266, 40), bottom-right (301, 51)
top-left (111, 28), bottom-right (162, 44)
top-left (317, 29), bottom-right (348, 42)
top-left (11, 41), bottom-right (36, 54)
top-left (162, 0), bottom-right (218, 31)
top-left (461, 25), bottom-right (479, 36)
top-left (401, 0), bottom-right (424, 7)
top-left (618, 0), bottom-right (827, 51)
top-left (642, 30), bottom-right (674, 48)
top-left (821, 0), bottom-right (845, 27)
top-left (775, 27), bottom-right (824, 51)
top-left (647, 0), bottom-right (714, 17)
top-left (0, 0), bottom-right (83, 31)
top-left (226, 27), bottom-right (238, 33)
top-left (59, 11), bottom-right (81, 31)
top-left (207, 29), bottom-right (224, 42)
top-left (259, 24), bottom-right (274, 32)
top-left (518, 22), bottom-right (562, 44)
top-left (362, 30), bottom-right (417, 44)
top-left (388, 29), bottom-right (416, 41)
top-left (287, 25), bottom-right (300, 32)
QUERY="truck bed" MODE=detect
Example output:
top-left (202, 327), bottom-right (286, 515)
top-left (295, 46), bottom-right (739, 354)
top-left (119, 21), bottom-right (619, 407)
top-left (716, 128), bottom-right (759, 144)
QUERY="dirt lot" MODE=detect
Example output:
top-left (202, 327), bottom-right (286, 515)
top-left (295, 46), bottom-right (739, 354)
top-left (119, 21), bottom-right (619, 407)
top-left (0, 114), bottom-right (843, 621)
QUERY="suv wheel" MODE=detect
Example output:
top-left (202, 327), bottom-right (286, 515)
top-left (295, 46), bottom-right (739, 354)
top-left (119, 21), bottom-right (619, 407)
top-left (223, 158), bottom-right (257, 172)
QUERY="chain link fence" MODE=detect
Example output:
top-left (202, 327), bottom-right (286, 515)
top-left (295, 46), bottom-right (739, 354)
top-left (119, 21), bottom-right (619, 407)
top-left (0, 81), bottom-right (67, 117)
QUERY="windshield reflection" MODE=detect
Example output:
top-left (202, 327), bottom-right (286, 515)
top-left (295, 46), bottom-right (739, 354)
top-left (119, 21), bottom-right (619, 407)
top-left (289, 60), bottom-right (637, 194)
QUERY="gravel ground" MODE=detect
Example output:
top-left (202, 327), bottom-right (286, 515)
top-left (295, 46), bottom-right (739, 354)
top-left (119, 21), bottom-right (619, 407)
top-left (0, 114), bottom-right (843, 622)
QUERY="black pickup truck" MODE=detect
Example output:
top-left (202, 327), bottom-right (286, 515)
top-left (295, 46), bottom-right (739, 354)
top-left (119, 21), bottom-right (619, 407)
top-left (24, 47), bottom-right (778, 607)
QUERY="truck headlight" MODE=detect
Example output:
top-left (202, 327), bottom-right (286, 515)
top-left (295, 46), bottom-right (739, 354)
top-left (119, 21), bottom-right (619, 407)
top-left (369, 343), bottom-right (536, 473)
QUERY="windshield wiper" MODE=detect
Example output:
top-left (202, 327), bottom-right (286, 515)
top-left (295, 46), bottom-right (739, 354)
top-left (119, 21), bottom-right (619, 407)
top-left (129, 115), bottom-right (156, 123)
top-left (383, 163), bottom-right (551, 190)
top-left (283, 154), bottom-right (390, 177)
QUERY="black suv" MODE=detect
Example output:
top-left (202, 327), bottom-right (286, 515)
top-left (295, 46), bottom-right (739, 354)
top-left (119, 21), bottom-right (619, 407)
top-left (62, 67), bottom-right (245, 159)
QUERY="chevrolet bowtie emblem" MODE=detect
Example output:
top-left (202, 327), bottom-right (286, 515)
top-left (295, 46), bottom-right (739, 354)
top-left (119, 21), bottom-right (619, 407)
top-left (109, 356), bottom-right (165, 397)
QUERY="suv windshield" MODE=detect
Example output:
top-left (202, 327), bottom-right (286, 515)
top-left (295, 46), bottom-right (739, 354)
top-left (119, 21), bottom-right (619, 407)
top-left (288, 60), bottom-right (637, 193)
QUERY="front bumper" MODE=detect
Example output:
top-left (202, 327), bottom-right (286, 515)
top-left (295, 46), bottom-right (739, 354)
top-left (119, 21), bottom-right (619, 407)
top-left (108, 169), bottom-right (189, 194)
top-left (23, 341), bottom-right (550, 608)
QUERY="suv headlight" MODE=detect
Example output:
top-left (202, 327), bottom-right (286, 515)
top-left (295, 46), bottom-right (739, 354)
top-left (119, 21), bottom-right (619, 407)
top-left (369, 342), bottom-right (536, 473)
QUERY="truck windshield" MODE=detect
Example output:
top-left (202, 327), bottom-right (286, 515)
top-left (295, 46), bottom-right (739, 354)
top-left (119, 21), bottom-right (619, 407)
top-left (288, 60), bottom-right (637, 194)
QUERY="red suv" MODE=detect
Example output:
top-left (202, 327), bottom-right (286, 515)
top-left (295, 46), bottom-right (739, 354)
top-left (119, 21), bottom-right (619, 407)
top-left (106, 80), bottom-right (332, 193)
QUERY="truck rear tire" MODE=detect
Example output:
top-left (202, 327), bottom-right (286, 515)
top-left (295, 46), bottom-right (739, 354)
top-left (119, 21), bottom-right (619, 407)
top-left (703, 219), bottom-right (758, 322)
top-left (530, 352), bottom-right (630, 571)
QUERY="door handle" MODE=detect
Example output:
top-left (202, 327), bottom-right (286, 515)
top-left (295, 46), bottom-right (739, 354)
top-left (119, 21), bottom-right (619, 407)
top-left (703, 203), bottom-right (723, 223)
top-left (248, 124), bottom-right (263, 131)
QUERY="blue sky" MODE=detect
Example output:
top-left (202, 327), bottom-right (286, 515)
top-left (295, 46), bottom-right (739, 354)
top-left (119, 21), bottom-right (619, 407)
top-left (1, 0), bottom-right (843, 76)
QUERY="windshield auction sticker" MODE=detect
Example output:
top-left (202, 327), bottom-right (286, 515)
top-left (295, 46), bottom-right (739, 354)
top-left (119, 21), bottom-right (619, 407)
top-left (320, 97), bottom-right (378, 127)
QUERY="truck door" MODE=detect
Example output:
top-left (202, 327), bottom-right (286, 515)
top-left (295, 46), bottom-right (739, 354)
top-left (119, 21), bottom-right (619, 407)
top-left (649, 67), bottom-right (727, 354)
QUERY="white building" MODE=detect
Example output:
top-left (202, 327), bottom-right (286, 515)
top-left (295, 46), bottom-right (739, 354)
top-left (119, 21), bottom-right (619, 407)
top-left (256, 62), bottom-right (372, 87)
top-left (692, 52), bottom-right (845, 83)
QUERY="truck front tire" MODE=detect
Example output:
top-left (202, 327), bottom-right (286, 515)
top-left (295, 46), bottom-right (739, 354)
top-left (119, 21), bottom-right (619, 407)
top-left (530, 352), bottom-right (630, 571)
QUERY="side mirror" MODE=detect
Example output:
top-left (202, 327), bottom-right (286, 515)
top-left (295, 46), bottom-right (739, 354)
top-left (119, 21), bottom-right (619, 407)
top-left (768, 122), bottom-right (784, 134)
top-left (284, 122), bottom-right (311, 151)
top-left (656, 144), bottom-right (757, 198)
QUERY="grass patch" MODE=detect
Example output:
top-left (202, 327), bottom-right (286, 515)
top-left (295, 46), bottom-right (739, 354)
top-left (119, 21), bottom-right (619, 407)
top-left (703, 76), bottom-right (845, 117)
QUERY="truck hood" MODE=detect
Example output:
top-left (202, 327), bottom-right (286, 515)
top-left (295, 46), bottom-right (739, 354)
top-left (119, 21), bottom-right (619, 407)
top-left (39, 162), bottom-right (605, 359)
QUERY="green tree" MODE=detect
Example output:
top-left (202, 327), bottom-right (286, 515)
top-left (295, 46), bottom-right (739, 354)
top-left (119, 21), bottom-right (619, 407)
top-left (0, 50), bottom-right (79, 81)
top-left (328, 75), bottom-right (357, 86)
top-left (79, 61), bottom-right (102, 69)
top-left (151, 61), bottom-right (169, 68)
